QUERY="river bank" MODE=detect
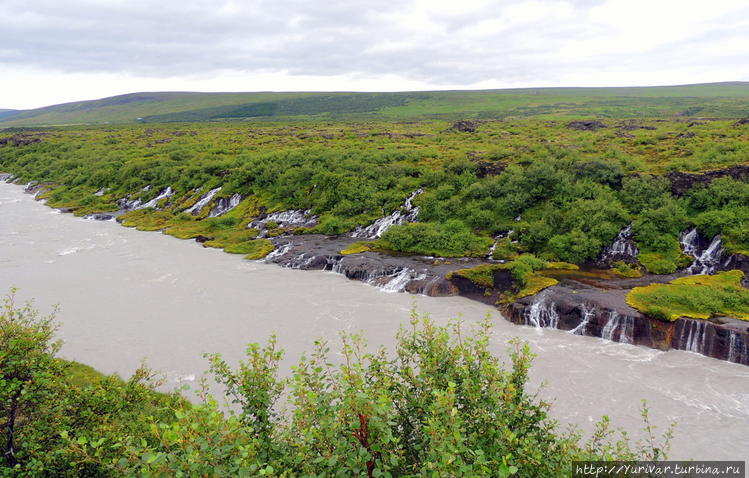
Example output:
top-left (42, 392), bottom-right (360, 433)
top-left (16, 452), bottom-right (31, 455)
top-left (3, 180), bottom-right (749, 459)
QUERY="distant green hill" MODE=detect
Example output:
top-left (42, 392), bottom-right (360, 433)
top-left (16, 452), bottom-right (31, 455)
top-left (2, 82), bottom-right (749, 126)
top-left (0, 109), bottom-right (18, 121)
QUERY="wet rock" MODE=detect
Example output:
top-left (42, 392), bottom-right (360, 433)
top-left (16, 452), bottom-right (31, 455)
top-left (194, 235), bottom-right (212, 243)
top-left (734, 117), bottom-right (749, 127)
top-left (567, 120), bottom-right (607, 131)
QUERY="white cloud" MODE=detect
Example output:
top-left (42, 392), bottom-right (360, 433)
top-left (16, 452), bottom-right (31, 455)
top-left (0, 0), bottom-right (747, 109)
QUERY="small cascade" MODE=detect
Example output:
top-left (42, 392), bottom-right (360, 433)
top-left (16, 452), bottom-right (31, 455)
top-left (185, 187), bottom-right (222, 215)
top-left (117, 196), bottom-right (142, 210)
top-left (570, 304), bottom-right (595, 336)
top-left (264, 243), bottom-right (292, 262)
top-left (681, 320), bottom-right (709, 354)
top-left (378, 268), bottom-right (426, 293)
top-left (208, 193), bottom-right (242, 217)
top-left (599, 224), bottom-right (638, 263)
top-left (324, 256), bottom-right (346, 274)
top-left (680, 228), bottom-right (724, 275)
top-left (117, 185), bottom-right (154, 211)
top-left (524, 297), bottom-right (559, 329)
top-left (138, 187), bottom-right (174, 210)
top-left (94, 188), bottom-right (107, 197)
top-left (680, 227), bottom-right (700, 258)
top-left (247, 210), bottom-right (318, 237)
top-left (487, 230), bottom-right (512, 260)
top-left (601, 311), bottom-right (633, 343)
top-left (351, 189), bottom-right (423, 239)
top-left (727, 331), bottom-right (748, 364)
top-left (688, 236), bottom-right (724, 275)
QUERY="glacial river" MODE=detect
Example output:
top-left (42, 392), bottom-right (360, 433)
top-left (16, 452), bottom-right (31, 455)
top-left (1, 182), bottom-right (747, 460)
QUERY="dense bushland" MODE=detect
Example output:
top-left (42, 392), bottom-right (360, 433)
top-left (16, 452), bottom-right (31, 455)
top-left (1, 294), bottom-right (674, 477)
top-left (1, 119), bottom-right (749, 270)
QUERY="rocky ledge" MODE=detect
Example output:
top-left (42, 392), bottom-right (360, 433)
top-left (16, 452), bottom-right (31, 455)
top-left (262, 234), bottom-right (749, 366)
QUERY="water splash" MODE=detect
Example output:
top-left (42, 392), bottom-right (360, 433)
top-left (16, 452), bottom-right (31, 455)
top-left (351, 189), bottom-right (423, 239)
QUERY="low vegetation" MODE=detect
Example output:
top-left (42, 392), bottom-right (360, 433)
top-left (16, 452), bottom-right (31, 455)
top-left (1, 293), bottom-right (674, 477)
top-left (448, 254), bottom-right (565, 300)
top-left (627, 271), bottom-right (749, 321)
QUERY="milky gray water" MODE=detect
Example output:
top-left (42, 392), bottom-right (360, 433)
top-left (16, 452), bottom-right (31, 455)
top-left (1, 182), bottom-right (747, 460)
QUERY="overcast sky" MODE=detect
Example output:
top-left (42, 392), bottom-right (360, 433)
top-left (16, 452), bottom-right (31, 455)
top-left (1, 0), bottom-right (748, 109)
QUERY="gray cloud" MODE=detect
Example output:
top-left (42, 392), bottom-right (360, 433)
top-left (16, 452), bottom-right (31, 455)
top-left (0, 0), bottom-right (747, 88)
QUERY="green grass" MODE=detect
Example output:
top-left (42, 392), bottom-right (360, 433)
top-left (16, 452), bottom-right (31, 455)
top-left (627, 271), bottom-right (749, 321)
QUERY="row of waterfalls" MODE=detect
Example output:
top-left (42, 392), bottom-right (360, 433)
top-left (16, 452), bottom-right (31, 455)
top-left (519, 293), bottom-right (748, 364)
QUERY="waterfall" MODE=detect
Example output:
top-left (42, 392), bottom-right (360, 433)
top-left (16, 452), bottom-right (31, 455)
top-left (601, 312), bottom-right (633, 343)
top-left (117, 185), bottom-right (156, 211)
top-left (94, 188), bottom-right (107, 197)
top-left (117, 197), bottom-right (142, 210)
top-left (324, 256), bottom-right (345, 274)
top-left (688, 236), bottom-right (724, 275)
top-left (248, 209), bottom-right (318, 237)
top-left (727, 331), bottom-right (747, 364)
top-left (599, 224), bottom-right (638, 262)
top-left (524, 297), bottom-right (559, 329)
top-left (264, 243), bottom-right (291, 262)
top-left (185, 187), bottom-right (222, 215)
top-left (138, 187), bottom-right (173, 210)
top-left (680, 228), bottom-right (724, 275)
top-left (351, 189), bottom-right (423, 239)
top-left (487, 230), bottom-right (512, 260)
top-left (208, 193), bottom-right (242, 217)
top-left (681, 320), bottom-right (709, 354)
top-left (378, 268), bottom-right (426, 293)
top-left (619, 316), bottom-right (634, 344)
top-left (570, 304), bottom-right (594, 336)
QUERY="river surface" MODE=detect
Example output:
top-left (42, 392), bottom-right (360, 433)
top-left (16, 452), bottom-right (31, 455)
top-left (1, 182), bottom-right (747, 460)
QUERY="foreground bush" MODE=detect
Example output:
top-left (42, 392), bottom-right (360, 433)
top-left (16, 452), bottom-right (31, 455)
top-left (1, 293), bottom-right (673, 477)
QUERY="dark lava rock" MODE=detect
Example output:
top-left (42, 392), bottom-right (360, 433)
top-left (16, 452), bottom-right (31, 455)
top-left (446, 120), bottom-right (479, 133)
top-left (677, 132), bottom-right (696, 138)
top-left (618, 120), bottom-right (656, 131)
top-left (734, 118), bottom-right (749, 127)
top-left (0, 134), bottom-right (43, 147)
top-left (194, 235), bottom-right (212, 243)
top-left (567, 120), bottom-right (607, 131)
top-left (668, 165), bottom-right (749, 195)
top-left (475, 160), bottom-right (506, 178)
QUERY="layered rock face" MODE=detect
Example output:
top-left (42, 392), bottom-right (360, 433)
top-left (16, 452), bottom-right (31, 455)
top-left (506, 285), bottom-right (749, 365)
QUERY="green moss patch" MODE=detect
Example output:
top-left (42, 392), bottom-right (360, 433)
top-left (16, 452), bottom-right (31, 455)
top-left (627, 270), bottom-right (749, 321)
top-left (340, 241), bottom-right (372, 255)
top-left (243, 239), bottom-right (275, 260)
